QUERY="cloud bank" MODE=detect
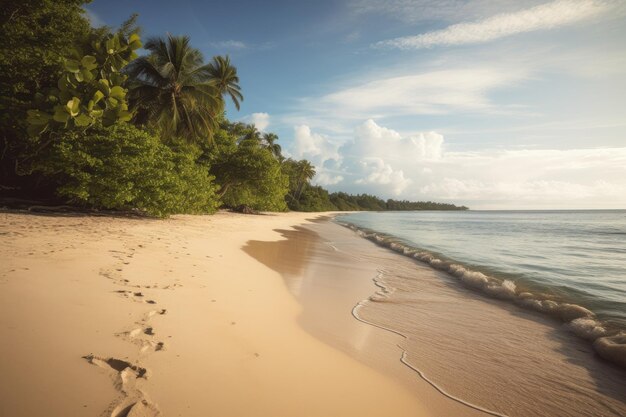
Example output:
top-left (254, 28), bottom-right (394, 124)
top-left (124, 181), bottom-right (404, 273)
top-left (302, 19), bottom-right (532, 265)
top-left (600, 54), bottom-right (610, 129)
top-left (318, 67), bottom-right (527, 118)
top-left (289, 120), bottom-right (626, 208)
top-left (374, 0), bottom-right (611, 49)
top-left (350, 0), bottom-right (545, 22)
top-left (246, 112), bottom-right (270, 131)
top-left (208, 40), bottom-right (247, 50)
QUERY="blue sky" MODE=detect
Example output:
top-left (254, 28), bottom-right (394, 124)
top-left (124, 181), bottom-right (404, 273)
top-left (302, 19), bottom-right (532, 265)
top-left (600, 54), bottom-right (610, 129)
top-left (86, 0), bottom-right (626, 209)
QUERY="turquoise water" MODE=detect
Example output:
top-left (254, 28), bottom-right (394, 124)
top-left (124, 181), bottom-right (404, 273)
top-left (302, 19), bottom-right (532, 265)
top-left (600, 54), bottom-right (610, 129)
top-left (338, 210), bottom-right (626, 366)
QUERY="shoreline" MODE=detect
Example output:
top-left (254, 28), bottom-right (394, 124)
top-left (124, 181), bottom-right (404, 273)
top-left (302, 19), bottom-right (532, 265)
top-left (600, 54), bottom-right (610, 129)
top-left (243, 219), bottom-right (490, 417)
top-left (319, 215), bottom-right (626, 416)
top-left (0, 211), bottom-right (431, 417)
top-left (336, 217), bottom-right (626, 369)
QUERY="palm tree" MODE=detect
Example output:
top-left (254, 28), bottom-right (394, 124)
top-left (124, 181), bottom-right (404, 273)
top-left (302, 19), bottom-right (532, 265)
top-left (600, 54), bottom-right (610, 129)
top-left (262, 133), bottom-right (282, 160)
top-left (205, 55), bottom-right (243, 110)
top-left (125, 35), bottom-right (224, 142)
top-left (243, 124), bottom-right (261, 143)
top-left (294, 160), bottom-right (316, 199)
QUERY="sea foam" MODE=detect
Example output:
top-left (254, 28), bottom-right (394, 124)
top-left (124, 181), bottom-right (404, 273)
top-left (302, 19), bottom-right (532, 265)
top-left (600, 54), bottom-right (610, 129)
top-left (339, 221), bottom-right (626, 370)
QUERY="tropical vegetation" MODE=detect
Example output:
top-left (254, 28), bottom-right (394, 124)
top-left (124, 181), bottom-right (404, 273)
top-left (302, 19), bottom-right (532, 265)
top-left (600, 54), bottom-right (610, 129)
top-left (0, 1), bottom-right (467, 216)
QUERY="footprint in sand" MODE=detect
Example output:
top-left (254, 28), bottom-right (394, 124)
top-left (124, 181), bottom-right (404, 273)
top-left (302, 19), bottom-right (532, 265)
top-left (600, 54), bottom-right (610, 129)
top-left (82, 354), bottom-right (159, 417)
top-left (161, 283), bottom-right (183, 290)
top-left (146, 309), bottom-right (167, 317)
top-left (113, 290), bottom-right (157, 304)
top-left (118, 327), bottom-right (166, 354)
top-left (82, 354), bottom-right (148, 379)
top-left (116, 309), bottom-right (168, 354)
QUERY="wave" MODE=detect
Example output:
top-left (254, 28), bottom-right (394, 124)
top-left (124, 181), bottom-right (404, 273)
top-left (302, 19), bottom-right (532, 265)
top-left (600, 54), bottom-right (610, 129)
top-left (338, 221), bottom-right (626, 370)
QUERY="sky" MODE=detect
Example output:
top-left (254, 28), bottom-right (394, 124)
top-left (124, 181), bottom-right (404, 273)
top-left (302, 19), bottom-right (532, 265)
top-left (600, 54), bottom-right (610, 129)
top-left (86, 0), bottom-right (626, 209)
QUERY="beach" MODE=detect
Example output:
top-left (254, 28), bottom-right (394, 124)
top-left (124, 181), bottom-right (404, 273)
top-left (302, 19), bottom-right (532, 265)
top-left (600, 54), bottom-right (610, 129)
top-left (1, 211), bottom-right (438, 417)
top-left (2, 210), bottom-right (625, 417)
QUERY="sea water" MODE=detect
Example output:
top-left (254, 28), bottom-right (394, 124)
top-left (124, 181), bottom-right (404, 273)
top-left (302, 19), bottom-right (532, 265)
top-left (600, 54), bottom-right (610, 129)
top-left (336, 210), bottom-right (626, 416)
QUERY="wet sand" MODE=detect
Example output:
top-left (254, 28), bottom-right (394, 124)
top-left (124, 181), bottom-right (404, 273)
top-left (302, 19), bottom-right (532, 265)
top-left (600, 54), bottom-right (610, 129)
top-left (245, 219), bottom-right (626, 417)
top-left (244, 221), bottom-right (487, 417)
top-left (0, 211), bottom-right (431, 417)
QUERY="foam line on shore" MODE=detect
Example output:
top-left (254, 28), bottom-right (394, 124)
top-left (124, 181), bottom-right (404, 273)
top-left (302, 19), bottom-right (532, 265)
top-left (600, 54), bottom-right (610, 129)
top-left (351, 272), bottom-right (509, 417)
top-left (339, 221), bottom-right (626, 369)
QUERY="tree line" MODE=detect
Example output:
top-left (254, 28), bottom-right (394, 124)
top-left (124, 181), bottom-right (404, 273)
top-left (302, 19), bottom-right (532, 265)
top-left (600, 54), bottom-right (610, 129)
top-left (0, 0), bottom-right (467, 216)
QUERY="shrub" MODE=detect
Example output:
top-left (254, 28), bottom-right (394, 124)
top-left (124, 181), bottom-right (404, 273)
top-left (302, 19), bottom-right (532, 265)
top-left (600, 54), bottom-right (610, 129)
top-left (42, 123), bottom-right (219, 216)
top-left (208, 129), bottom-right (289, 212)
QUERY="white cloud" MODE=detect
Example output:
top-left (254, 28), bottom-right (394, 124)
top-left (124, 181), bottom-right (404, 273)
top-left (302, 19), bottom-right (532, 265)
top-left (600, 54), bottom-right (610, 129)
top-left (340, 120), bottom-right (442, 195)
top-left (374, 0), bottom-right (612, 49)
top-left (209, 40), bottom-right (247, 50)
top-left (316, 172), bottom-right (345, 186)
top-left (288, 120), bottom-right (626, 208)
top-left (352, 119), bottom-right (444, 160)
top-left (291, 125), bottom-right (341, 166)
top-left (350, 0), bottom-right (544, 22)
top-left (355, 158), bottom-right (411, 195)
top-left (318, 67), bottom-right (527, 118)
top-left (247, 113), bottom-right (270, 131)
top-left (290, 125), bottom-right (344, 186)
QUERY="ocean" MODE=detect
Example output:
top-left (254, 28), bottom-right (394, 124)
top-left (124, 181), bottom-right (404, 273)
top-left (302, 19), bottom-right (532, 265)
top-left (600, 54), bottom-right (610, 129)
top-left (336, 210), bottom-right (626, 416)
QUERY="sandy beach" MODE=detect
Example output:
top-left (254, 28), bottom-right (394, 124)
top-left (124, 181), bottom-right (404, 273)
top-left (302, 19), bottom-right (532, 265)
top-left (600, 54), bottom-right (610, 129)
top-left (0, 211), bottom-right (439, 417)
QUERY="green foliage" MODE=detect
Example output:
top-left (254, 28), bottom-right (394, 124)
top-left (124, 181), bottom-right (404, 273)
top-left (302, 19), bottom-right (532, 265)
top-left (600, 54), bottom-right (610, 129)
top-left (207, 122), bottom-right (288, 211)
top-left (125, 35), bottom-right (225, 142)
top-left (283, 163), bottom-right (468, 212)
top-left (0, 0), bottom-right (92, 188)
top-left (261, 132), bottom-right (282, 160)
top-left (385, 199), bottom-right (468, 210)
top-left (206, 55), bottom-right (244, 111)
top-left (282, 158), bottom-right (316, 207)
top-left (327, 192), bottom-right (362, 211)
top-left (1, 3), bottom-right (466, 217)
top-left (27, 27), bottom-right (143, 135)
top-left (40, 123), bottom-right (219, 217)
top-left (288, 185), bottom-right (337, 212)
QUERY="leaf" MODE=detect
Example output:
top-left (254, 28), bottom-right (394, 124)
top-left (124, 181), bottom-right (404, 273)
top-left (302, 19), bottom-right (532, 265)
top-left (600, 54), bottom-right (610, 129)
top-left (109, 73), bottom-right (126, 86)
top-left (129, 39), bottom-right (142, 50)
top-left (26, 110), bottom-right (51, 125)
top-left (106, 37), bottom-right (115, 54)
top-left (97, 79), bottom-right (110, 95)
top-left (74, 113), bottom-right (92, 127)
top-left (81, 68), bottom-right (94, 82)
top-left (93, 90), bottom-right (105, 104)
top-left (66, 97), bottom-right (81, 116)
top-left (64, 59), bottom-right (80, 73)
top-left (75, 71), bottom-right (84, 82)
top-left (110, 86), bottom-right (125, 100)
top-left (53, 106), bottom-right (70, 123)
top-left (117, 110), bottom-right (132, 122)
top-left (107, 97), bottom-right (119, 107)
top-left (58, 75), bottom-right (70, 91)
top-left (81, 55), bottom-right (98, 70)
top-left (129, 33), bottom-right (140, 44)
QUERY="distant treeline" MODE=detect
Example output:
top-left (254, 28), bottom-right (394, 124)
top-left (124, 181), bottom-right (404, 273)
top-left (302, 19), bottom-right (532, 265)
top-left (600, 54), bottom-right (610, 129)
top-left (286, 185), bottom-right (468, 212)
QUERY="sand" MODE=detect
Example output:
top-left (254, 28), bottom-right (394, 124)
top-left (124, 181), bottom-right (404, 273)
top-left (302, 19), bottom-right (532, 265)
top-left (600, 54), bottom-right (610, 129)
top-left (0, 211), bottom-right (433, 417)
top-left (243, 221), bottom-right (490, 417)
